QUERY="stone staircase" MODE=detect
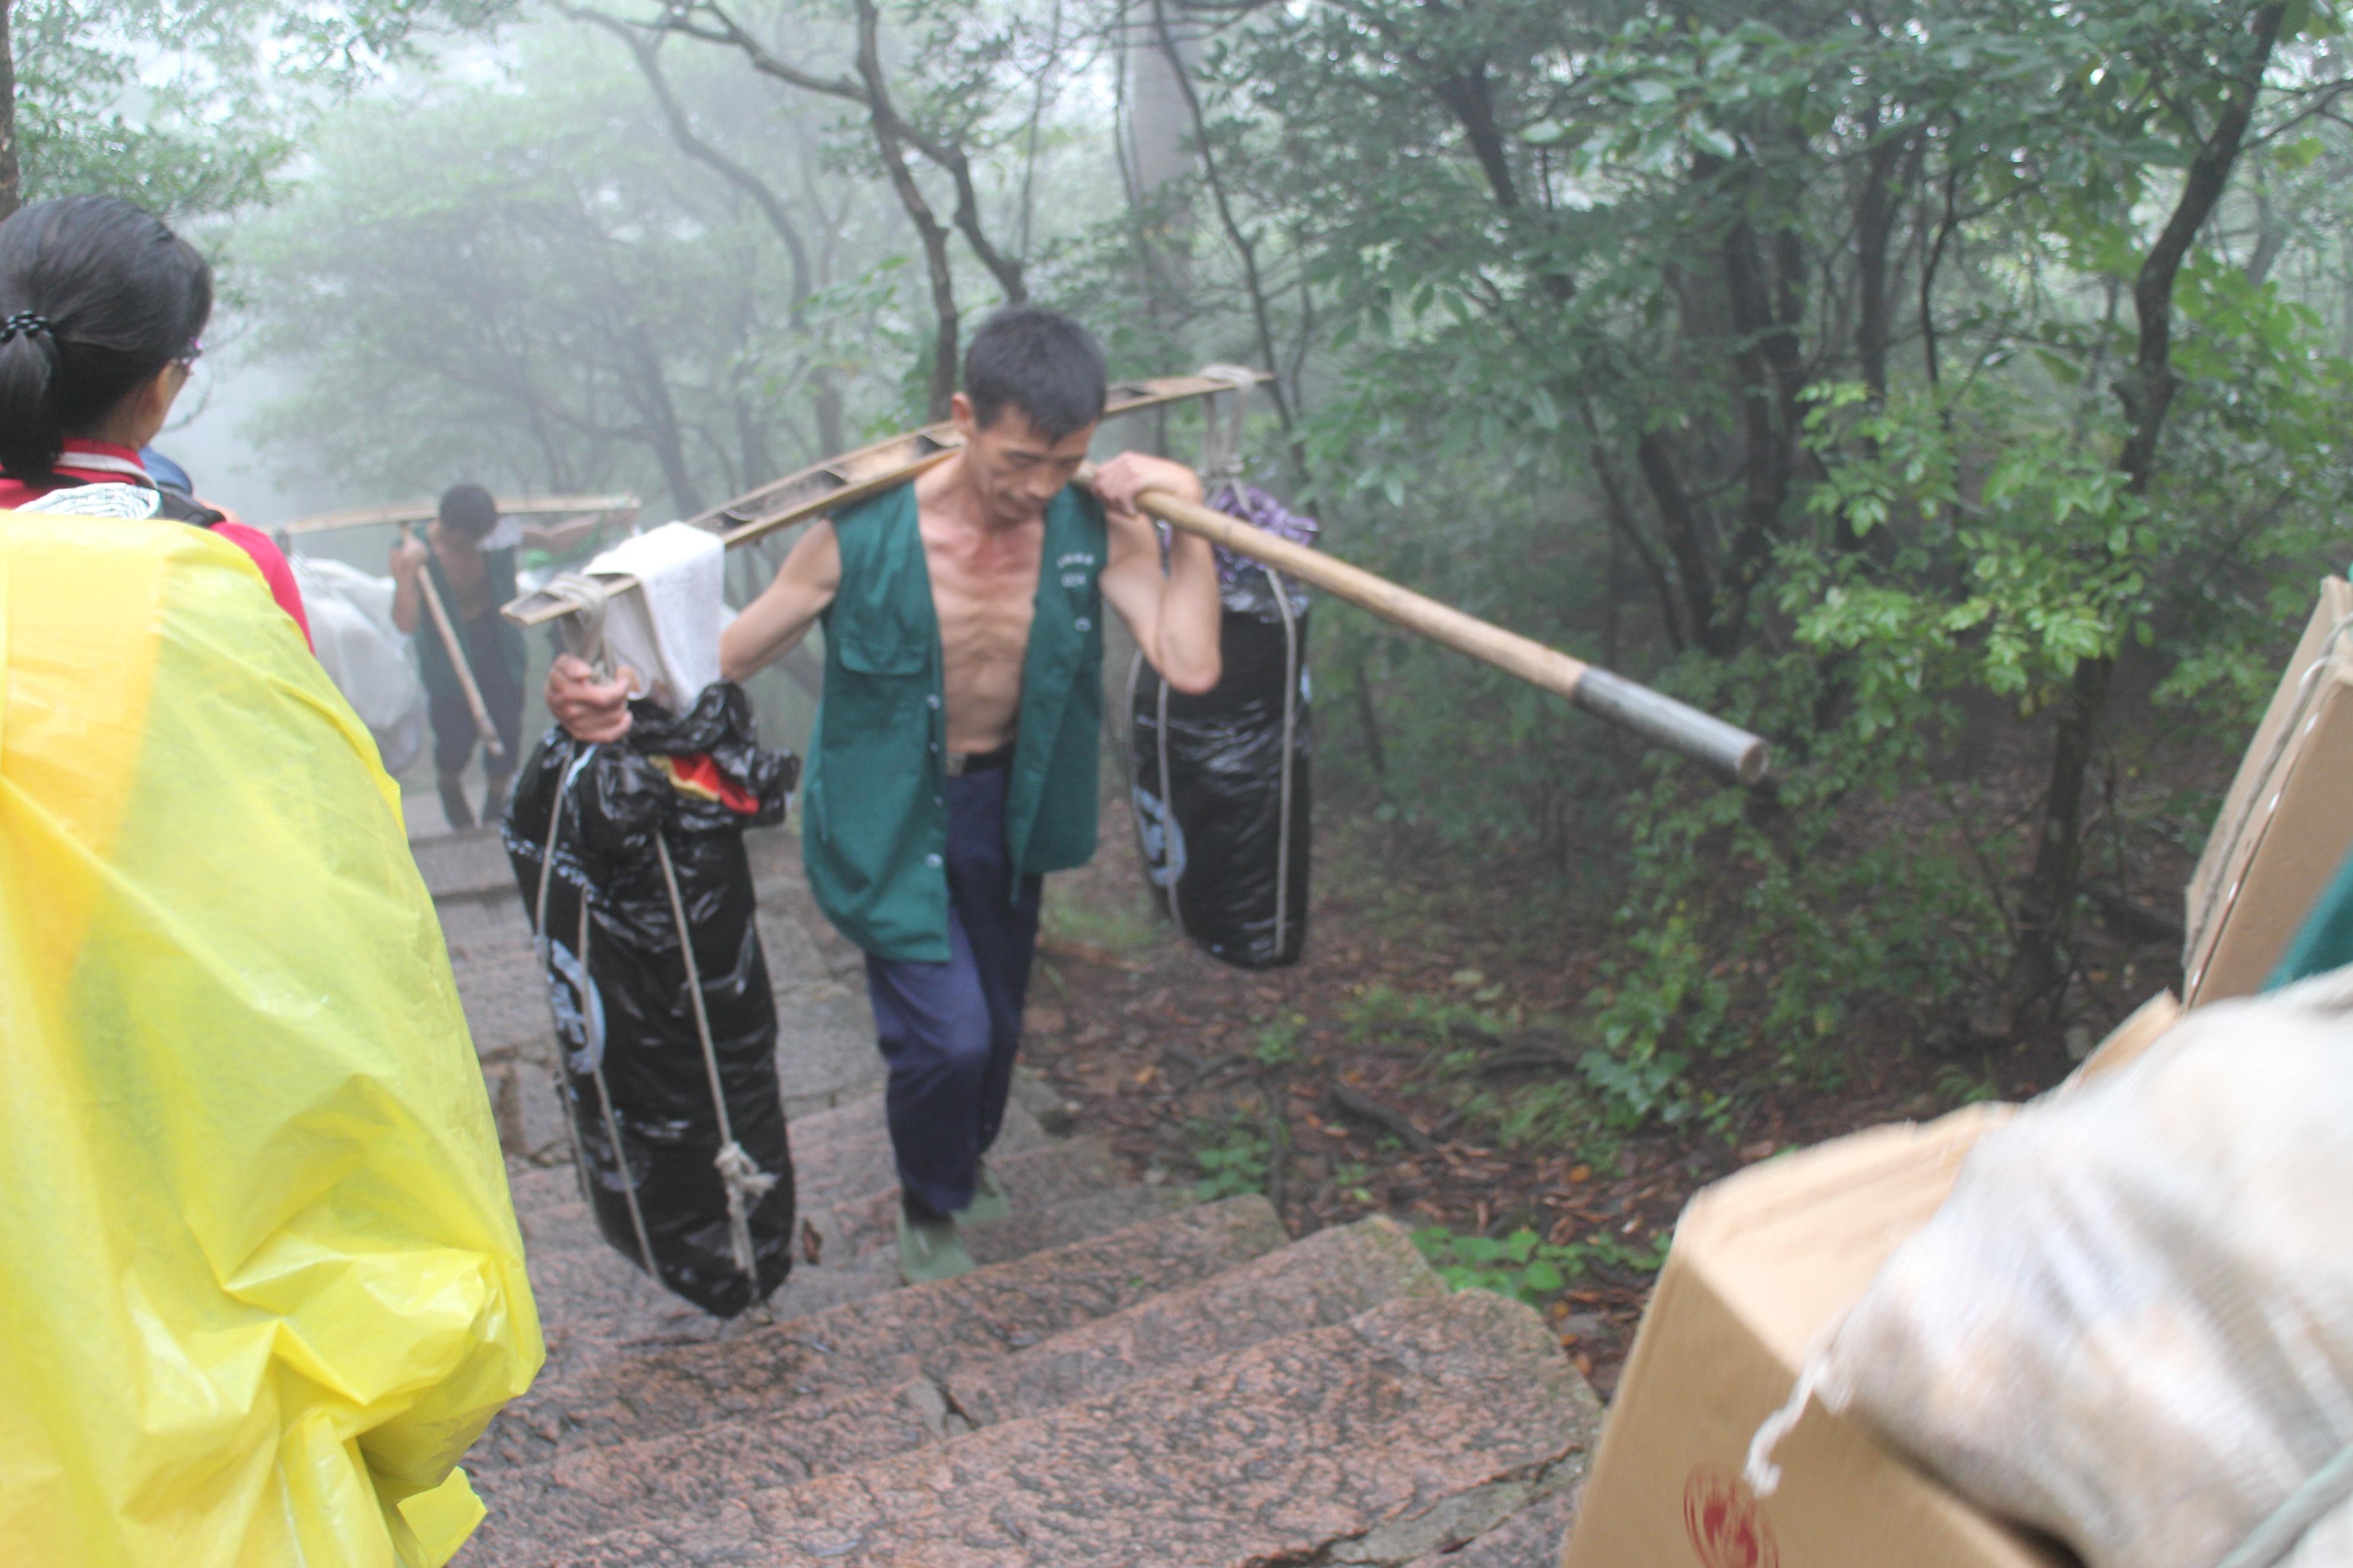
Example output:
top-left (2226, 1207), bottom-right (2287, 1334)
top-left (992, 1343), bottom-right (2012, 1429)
top-left (418, 820), bottom-right (1601, 1567)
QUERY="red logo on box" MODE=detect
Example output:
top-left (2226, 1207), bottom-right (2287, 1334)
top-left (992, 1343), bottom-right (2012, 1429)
top-left (1684, 1466), bottom-right (1777, 1568)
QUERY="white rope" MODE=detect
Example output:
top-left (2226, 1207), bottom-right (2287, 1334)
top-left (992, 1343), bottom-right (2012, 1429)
top-left (2215, 1440), bottom-right (2353, 1568)
top-left (1154, 659), bottom-right (1188, 941)
top-left (531, 743), bottom-right (659, 1281)
top-left (582, 897), bottom-right (659, 1281)
top-left (654, 829), bottom-right (777, 1279)
top-left (537, 571), bottom-right (613, 672)
top-left (1268, 562), bottom-right (1300, 959)
top-left (544, 574), bottom-right (777, 1283)
top-left (1742, 1345), bottom-right (1852, 1498)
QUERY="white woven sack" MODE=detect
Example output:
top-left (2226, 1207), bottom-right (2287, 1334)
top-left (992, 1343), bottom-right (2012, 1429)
top-left (1748, 966), bottom-right (2353, 1568)
top-left (291, 555), bottom-right (429, 775)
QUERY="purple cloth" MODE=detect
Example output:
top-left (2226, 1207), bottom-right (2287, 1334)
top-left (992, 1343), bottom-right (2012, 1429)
top-left (1206, 481), bottom-right (1319, 581)
top-left (1158, 481), bottom-right (1319, 621)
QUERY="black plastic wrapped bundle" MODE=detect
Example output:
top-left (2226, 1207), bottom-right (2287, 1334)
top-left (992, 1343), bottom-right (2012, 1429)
top-left (1131, 483), bottom-right (1314, 970)
top-left (503, 682), bottom-right (800, 1318)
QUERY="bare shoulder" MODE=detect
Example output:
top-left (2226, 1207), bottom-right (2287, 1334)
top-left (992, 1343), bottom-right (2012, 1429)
top-left (783, 518), bottom-right (842, 587)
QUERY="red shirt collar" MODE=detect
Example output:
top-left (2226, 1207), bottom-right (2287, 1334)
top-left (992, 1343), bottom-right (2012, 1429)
top-left (53, 438), bottom-right (151, 484)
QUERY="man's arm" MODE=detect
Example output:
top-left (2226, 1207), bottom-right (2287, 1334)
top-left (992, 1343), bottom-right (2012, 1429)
top-left (519, 509), bottom-right (620, 555)
top-left (388, 530), bottom-right (428, 635)
top-left (722, 519), bottom-right (840, 680)
top-left (544, 520), bottom-right (842, 742)
top-left (1093, 453), bottom-right (1222, 695)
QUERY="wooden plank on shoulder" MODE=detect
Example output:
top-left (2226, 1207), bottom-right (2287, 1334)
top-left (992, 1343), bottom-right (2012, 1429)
top-left (504, 373), bottom-right (1253, 628)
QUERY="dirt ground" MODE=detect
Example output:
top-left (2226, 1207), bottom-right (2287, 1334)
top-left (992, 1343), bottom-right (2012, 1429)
top-left (1020, 804), bottom-right (2188, 1401)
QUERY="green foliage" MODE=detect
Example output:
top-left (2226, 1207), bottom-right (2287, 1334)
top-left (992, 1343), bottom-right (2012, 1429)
top-left (1189, 1115), bottom-right (1273, 1201)
top-left (1252, 1013), bottom-right (1306, 1068)
top-left (1339, 982), bottom-right (1519, 1054)
top-left (1411, 1224), bottom-right (1671, 1308)
top-left (12, 0), bottom-right (512, 216)
top-left (218, 0), bottom-right (2353, 1152)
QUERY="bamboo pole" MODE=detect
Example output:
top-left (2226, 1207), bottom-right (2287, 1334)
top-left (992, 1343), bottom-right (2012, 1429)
top-left (409, 527), bottom-right (507, 762)
top-left (1104, 477), bottom-right (1771, 786)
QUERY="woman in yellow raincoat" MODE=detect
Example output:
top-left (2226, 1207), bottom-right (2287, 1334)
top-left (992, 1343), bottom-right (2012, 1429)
top-left (0, 197), bottom-right (541, 1568)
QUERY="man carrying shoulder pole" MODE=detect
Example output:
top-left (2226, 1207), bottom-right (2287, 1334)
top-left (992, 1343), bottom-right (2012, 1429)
top-left (546, 308), bottom-right (1222, 1281)
top-left (395, 484), bottom-right (606, 829)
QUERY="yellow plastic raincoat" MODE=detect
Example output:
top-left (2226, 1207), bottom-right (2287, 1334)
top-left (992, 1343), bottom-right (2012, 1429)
top-left (0, 511), bottom-right (542, 1566)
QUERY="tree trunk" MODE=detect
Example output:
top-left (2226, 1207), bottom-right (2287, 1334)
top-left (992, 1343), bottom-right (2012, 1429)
top-left (622, 324), bottom-right (708, 518)
top-left (1123, 0), bottom-right (1195, 351)
top-left (2000, 1), bottom-right (2288, 1029)
top-left (851, 0), bottom-right (958, 419)
top-left (1, 0), bottom-right (20, 221)
top-left (1635, 429), bottom-right (1729, 656)
top-left (1152, 0), bottom-right (1294, 433)
top-left (1855, 116), bottom-right (1912, 399)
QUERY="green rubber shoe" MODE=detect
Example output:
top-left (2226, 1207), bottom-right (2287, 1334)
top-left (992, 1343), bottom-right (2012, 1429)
top-left (897, 1204), bottom-right (977, 1284)
top-left (960, 1162), bottom-right (1012, 1227)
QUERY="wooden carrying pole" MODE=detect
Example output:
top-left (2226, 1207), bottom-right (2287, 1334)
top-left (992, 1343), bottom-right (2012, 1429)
top-left (408, 528), bottom-right (506, 762)
top-left (1112, 479), bottom-right (1771, 786)
top-left (501, 374), bottom-right (1262, 627)
top-left (285, 493), bottom-right (639, 536)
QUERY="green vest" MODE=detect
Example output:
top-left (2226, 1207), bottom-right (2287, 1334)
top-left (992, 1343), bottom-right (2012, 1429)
top-left (802, 479), bottom-right (1107, 960)
top-left (417, 543), bottom-right (526, 696)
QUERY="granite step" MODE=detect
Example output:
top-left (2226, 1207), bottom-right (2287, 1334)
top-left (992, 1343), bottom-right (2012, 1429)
top-left (504, 1089), bottom-right (1009, 1210)
top-left (955, 1183), bottom-right (1189, 1268)
top-left (472, 1194), bottom-right (1290, 1473)
top-left (531, 1289), bottom-right (1601, 1568)
top-left (821, 1136), bottom-right (1117, 1258)
top-left (517, 1132), bottom-right (1108, 1264)
top-left (522, 1245), bottom-right (898, 1386)
top-left (513, 1124), bottom-right (1101, 1278)
top-left (462, 1213), bottom-right (1433, 1559)
top-left (522, 1178), bottom-right (1189, 1379)
top-left (942, 1214), bottom-right (1441, 1425)
top-left (1398, 1486), bottom-right (1583, 1568)
top-left (792, 1094), bottom-right (1050, 1215)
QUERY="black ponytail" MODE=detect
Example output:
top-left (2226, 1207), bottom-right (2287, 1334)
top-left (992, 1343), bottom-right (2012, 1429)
top-left (0, 196), bottom-right (212, 479)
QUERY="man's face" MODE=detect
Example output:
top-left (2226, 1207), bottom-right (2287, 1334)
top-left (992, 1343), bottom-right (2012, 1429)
top-left (952, 393), bottom-right (1095, 527)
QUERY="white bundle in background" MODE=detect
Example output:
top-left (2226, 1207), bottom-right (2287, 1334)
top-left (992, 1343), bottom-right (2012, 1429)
top-left (290, 555), bottom-right (428, 774)
top-left (1749, 968), bottom-right (2353, 1568)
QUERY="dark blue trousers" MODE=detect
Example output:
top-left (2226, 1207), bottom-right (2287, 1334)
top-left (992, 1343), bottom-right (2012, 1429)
top-left (864, 765), bottom-right (1042, 1214)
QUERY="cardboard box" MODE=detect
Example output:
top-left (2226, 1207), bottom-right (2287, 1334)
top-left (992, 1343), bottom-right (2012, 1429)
top-left (2183, 577), bottom-right (2353, 1004)
top-left (1558, 1105), bottom-right (2070, 1568)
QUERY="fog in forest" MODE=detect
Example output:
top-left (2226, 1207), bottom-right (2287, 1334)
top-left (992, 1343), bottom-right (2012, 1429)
top-left (14, 0), bottom-right (2353, 1094)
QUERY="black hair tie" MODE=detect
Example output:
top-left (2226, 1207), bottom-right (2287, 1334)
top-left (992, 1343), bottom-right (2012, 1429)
top-left (0, 311), bottom-right (52, 344)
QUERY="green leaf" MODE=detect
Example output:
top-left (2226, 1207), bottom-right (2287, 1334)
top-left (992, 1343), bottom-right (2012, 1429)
top-left (1689, 122), bottom-right (1738, 160)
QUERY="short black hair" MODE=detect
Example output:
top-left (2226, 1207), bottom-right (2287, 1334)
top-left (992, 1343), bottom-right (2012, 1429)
top-left (439, 482), bottom-right (499, 539)
top-left (0, 196), bottom-right (212, 478)
top-left (963, 307), bottom-right (1106, 441)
